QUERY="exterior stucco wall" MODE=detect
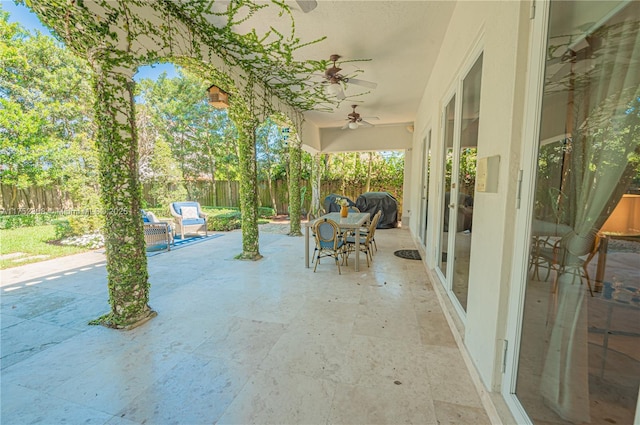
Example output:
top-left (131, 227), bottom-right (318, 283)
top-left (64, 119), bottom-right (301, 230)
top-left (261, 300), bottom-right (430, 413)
top-left (411, 1), bottom-right (531, 390)
top-left (301, 121), bottom-right (322, 153)
top-left (319, 124), bottom-right (413, 153)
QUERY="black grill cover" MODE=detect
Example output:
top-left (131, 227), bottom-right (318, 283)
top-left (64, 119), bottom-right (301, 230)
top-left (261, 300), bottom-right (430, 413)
top-left (355, 192), bottom-right (399, 229)
top-left (324, 193), bottom-right (355, 213)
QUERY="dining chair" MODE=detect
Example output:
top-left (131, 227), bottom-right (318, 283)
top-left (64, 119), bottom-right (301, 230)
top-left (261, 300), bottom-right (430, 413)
top-left (357, 210), bottom-right (382, 254)
top-left (313, 218), bottom-right (345, 274)
top-left (530, 233), bottom-right (598, 296)
top-left (344, 211), bottom-right (381, 267)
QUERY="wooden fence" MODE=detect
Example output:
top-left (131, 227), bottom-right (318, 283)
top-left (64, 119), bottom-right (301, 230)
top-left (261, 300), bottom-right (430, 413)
top-left (0, 184), bottom-right (74, 213)
top-left (2, 180), bottom-right (403, 216)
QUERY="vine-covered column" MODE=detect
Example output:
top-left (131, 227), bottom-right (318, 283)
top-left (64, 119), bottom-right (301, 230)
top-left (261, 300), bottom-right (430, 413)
top-left (89, 60), bottom-right (155, 328)
top-left (310, 152), bottom-right (322, 217)
top-left (287, 127), bottom-right (302, 236)
top-left (229, 95), bottom-right (262, 260)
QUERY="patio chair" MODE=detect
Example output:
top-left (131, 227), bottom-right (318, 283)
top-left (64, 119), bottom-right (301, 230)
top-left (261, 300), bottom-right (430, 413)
top-left (354, 210), bottom-right (382, 254)
top-left (313, 218), bottom-right (346, 274)
top-left (142, 210), bottom-right (173, 251)
top-left (529, 234), bottom-right (599, 296)
top-left (344, 210), bottom-right (381, 267)
top-left (170, 201), bottom-right (208, 239)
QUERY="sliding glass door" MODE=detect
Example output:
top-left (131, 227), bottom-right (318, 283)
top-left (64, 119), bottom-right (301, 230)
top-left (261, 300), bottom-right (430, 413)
top-left (419, 130), bottom-right (431, 248)
top-left (436, 54), bottom-right (483, 312)
top-left (437, 96), bottom-right (456, 281)
top-left (513, 1), bottom-right (640, 423)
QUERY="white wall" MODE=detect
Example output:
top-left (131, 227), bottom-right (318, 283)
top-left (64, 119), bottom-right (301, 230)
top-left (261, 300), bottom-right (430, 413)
top-left (411, 1), bottom-right (531, 389)
top-left (319, 124), bottom-right (413, 153)
top-left (301, 120), bottom-right (321, 152)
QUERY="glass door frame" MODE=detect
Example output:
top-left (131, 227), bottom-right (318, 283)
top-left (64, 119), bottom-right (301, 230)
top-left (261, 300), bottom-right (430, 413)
top-left (436, 86), bottom-right (469, 317)
top-left (435, 89), bottom-right (458, 294)
top-left (500, 1), bottom-right (550, 422)
top-left (419, 129), bottom-right (432, 249)
top-left (435, 47), bottom-right (484, 317)
top-left (503, 1), bottom-right (640, 423)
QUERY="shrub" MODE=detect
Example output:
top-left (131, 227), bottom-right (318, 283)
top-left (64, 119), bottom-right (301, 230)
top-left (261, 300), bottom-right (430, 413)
top-left (207, 211), bottom-right (242, 231)
top-left (258, 207), bottom-right (276, 219)
top-left (54, 215), bottom-right (103, 239)
top-left (0, 212), bottom-right (62, 229)
top-left (54, 219), bottom-right (73, 239)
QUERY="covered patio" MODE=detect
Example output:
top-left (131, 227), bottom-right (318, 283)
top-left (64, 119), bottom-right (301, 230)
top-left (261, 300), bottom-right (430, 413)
top-left (1, 225), bottom-right (494, 424)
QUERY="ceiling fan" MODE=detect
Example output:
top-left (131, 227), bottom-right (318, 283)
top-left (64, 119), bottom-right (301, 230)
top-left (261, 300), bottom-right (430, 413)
top-left (323, 54), bottom-right (378, 100)
top-left (341, 105), bottom-right (377, 130)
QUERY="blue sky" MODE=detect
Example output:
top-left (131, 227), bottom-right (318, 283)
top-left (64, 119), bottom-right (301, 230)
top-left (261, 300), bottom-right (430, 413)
top-left (2, 1), bottom-right (178, 81)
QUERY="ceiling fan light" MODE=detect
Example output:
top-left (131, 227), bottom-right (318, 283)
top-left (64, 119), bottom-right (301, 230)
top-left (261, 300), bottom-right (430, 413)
top-left (348, 122), bottom-right (359, 130)
top-left (326, 83), bottom-right (341, 96)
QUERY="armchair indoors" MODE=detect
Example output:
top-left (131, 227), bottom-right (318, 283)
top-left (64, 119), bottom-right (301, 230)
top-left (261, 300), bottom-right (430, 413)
top-left (170, 201), bottom-right (208, 239)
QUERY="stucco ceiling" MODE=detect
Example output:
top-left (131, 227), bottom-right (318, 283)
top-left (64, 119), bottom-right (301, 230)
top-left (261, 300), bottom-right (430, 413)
top-left (283, 1), bottom-right (455, 130)
top-left (211, 0), bottom-right (456, 129)
top-left (30, 0), bottom-right (455, 134)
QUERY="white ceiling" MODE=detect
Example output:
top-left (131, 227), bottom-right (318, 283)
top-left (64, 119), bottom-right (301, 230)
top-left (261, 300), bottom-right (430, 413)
top-left (277, 1), bottom-right (456, 129)
top-left (287, 1), bottom-right (456, 129)
top-left (32, 0), bottom-right (456, 133)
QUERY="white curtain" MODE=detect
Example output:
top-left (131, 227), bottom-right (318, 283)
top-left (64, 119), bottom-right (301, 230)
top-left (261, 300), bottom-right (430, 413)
top-left (540, 7), bottom-right (640, 423)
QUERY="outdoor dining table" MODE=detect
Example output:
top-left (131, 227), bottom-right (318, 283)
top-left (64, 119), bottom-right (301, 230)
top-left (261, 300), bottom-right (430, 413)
top-left (304, 212), bottom-right (371, 272)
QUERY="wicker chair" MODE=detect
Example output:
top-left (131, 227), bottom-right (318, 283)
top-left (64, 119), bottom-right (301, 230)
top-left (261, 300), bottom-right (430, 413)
top-left (142, 210), bottom-right (173, 251)
top-left (344, 211), bottom-right (381, 267)
top-left (357, 210), bottom-right (382, 253)
top-left (313, 218), bottom-right (346, 274)
top-left (170, 201), bottom-right (208, 239)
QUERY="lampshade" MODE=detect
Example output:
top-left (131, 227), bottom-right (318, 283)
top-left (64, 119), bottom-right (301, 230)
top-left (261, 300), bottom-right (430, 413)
top-left (348, 122), bottom-right (359, 130)
top-left (599, 194), bottom-right (640, 236)
top-left (207, 85), bottom-right (229, 109)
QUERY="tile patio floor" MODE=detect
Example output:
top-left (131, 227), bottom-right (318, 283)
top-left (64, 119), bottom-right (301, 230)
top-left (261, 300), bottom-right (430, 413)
top-left (1, 225), bottom-right (495, 424)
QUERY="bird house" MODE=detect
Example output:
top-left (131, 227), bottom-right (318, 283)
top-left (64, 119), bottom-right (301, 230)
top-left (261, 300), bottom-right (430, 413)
top-left (207, 85), bottom-right (229, 109)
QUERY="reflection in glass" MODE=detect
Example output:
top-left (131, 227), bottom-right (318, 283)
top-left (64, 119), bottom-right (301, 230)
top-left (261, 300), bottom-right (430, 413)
top-left (516, 1), bottom-right (640, 424)
top-left (438, 96), bottom-right (456, 278)
top-left (452, 54), bottom-right (482, 311)
top-left (420, 130), bottom-right (432, 246)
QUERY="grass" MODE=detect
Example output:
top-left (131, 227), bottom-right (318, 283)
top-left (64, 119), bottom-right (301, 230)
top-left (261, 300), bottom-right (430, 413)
top-left (0, 208), bottom-right (279, 269)
top-left (0, 225), bottom-right (89, 270)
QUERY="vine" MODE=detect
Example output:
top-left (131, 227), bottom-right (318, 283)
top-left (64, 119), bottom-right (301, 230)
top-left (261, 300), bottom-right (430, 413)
top-left (20, 0), bottom-right (374, 325)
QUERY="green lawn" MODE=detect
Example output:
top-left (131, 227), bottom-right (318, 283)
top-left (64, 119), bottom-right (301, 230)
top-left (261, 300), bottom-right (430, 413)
top-left (0, 225), bottom-right (90, 269)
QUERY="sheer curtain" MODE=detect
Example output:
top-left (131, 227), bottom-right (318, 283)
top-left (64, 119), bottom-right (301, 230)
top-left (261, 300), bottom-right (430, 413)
top-left (539, 8), bottom-right (640, 423)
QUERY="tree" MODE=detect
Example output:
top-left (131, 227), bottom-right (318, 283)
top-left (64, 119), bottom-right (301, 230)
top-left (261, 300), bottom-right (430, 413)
top-left (0, 11), bottom-right (98, 208)
top-left (256, 117), bottom-right (287, 211)
top-left (136, 102), bottom-right (185, 207)
top-left (137, 69), bottom-right (238, 206)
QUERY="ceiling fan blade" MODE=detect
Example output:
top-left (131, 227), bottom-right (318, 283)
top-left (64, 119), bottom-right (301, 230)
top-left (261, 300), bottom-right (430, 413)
top-left (336, 87), bottom-right (346, 100)
top-left (362, 116), bottom-right (380, 121)
top-left (344, 78), bottom-right (378, 89)
top-left (296, 0), bottom-right (317, 13)
top-left (359, 121), bottom-right (374, 128)
top-left (341, 123), bottom-right (349, 130)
